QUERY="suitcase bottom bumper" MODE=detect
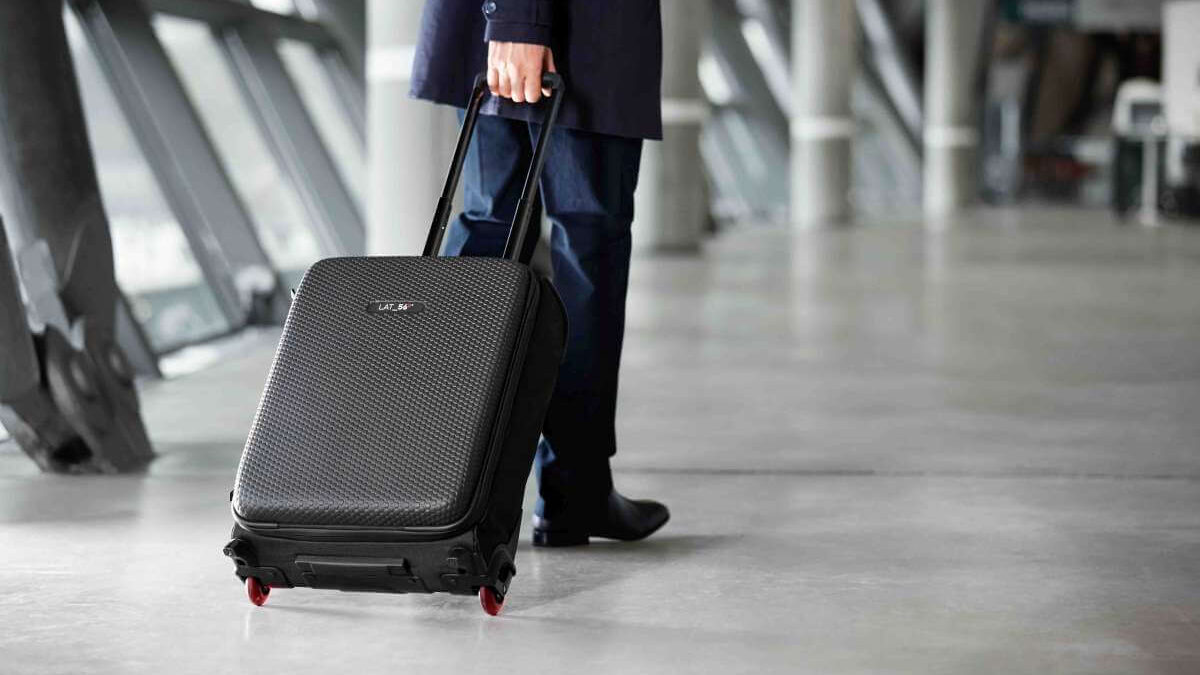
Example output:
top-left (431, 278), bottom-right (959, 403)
top-left (223, 518), bottom-right (520, 602)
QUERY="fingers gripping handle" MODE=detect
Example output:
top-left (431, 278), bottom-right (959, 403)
top-left (537, 72), bottom-right (564, 94)
top-left (501, 73), bottom-right (563, 263)
top-left (423, 73), bottom-right (564, 262)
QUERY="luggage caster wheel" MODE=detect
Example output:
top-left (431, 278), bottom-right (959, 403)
top-left (479, 587), bottom-right (504, 616)
top-left (246, 577), bottom-right (270, 606)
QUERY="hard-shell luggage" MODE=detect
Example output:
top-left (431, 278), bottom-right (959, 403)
top-left (223, 74), bottom-right (568, 616)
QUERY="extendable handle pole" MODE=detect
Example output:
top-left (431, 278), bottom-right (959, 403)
top-left (422, 72), bottom-right (565, 263)
top-left (423, 76), bottom-right (490, 257)
top-left (503, 73), bottom-right (564, 263)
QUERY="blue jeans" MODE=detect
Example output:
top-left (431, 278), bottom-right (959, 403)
top-left (443, 112), bottom-right (643, 520)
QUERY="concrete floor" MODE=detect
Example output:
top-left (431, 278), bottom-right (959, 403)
top-left (3, 208), bottom-right (1200, 674)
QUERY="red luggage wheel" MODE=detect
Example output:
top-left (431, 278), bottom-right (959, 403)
top-left (246, 577), bottom-right (270, 606)
top-left (479, 587), bottom-right (504, 616)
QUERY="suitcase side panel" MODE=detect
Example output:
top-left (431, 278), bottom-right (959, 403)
top-left (476, 277), bottom-right (568, 556)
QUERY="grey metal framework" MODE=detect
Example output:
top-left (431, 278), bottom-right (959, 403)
top-left (68, 0), bottom-right (365, 344)
top-left (295, 0), bottom-right (367, 146)
top-left (704, 0), bottom-right (925, 221)
top-left (220, 20), bottom-right (364, 255)
top-left (0, 0), bottom-right (155, 472)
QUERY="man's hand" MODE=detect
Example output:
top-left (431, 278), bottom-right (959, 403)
top-left (487, 41), bottom-right (556, 103)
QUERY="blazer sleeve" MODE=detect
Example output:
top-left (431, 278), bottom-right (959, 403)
top-left (481, 0), bottom-right (554, 46)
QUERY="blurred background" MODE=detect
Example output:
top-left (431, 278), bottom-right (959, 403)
top-left (2, 1), bottom-right (1199, 672)
top-left (14, 0), bottom-right (1194, 361)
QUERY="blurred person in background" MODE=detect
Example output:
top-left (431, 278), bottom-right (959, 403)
top-left (409, 0), bottom-right (670, 547)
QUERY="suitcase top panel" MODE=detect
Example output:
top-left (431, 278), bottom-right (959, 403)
top-left (232, 256), bottom-right (533, 530)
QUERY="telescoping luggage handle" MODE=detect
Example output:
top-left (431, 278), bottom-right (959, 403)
top-left (423, 72), bottom-right (565, 263)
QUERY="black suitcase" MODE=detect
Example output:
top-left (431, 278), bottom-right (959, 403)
top-left (222, 74), bottom-right (567, 616)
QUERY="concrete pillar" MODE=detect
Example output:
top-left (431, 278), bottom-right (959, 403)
top-left (791, 0), bottom-right (857, 227)
top-left (1163, 1), bottom-right (1200, 140)
top-left (366, 1), bottom-right (458, 255)
top-left (633, 0), bottom-right (710, 253)
top-left (923, 0), bottom-right (987, 215)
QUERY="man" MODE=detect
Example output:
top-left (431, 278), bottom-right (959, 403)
top-left (410, 0), bottom-right (669, 546)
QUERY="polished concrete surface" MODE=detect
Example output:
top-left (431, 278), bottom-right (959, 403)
top-left (3, 208), bottom-right (1200, 673)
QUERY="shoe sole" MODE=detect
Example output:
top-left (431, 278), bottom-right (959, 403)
top-left (531, 511), bottom-right (670, 548)
top-left (531, 528), bottom-right (590, 547)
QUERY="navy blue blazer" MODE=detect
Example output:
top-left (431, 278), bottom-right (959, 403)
top-left (409, 0), bottom-right (663, 141)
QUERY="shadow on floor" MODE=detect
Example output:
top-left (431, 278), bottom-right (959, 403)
top-left (513, 532), bottom-right (741, 610)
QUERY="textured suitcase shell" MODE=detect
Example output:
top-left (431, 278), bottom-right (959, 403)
top-left (232, 255), bottom-right (535, 531)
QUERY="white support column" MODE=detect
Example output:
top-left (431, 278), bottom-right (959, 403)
top-left (791, 0), bottom-right (857, 227)
top-left (633, 0), bottom-right (710, 253)
top-left (366, 0), bottom-right (458, 255)
top-left (924, 0), bottom-right (986, 216)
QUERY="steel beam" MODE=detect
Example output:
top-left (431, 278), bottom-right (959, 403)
top-left (142, 0), bottom-right (336, 45)
top-left (0, 0), bottom-right (153, 472)
top-left (319, 48), bottom-right (367, 149)
top-left (72, 0), bottom-right (287, 323)
top-left (1, 4), bottom-right (122, 337)
top-left (0, 221), bottom-right (82, 472)
top-left (309, 0), bottom-right (367, 147)
top-left (704, 0), bottom-right (791, 222)
top-left (0, 222), bottom-right (38, 402)
top-left (114, 292), bottom-right (163, 378)
top-left (257, 0), bottom-right (366, 147)
top-left (295, 0), bottom-right (365, 79)
top-left (219, 20), bottom-right (365, 255)
top-left (856, 0), bottom-right (922, 151)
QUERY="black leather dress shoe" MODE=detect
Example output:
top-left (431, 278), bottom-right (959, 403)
top-left (531, 490), bottom-right (670, 547)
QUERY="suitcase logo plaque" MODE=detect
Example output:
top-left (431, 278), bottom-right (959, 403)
top-left (367, 301), bottom-right (427, 315)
